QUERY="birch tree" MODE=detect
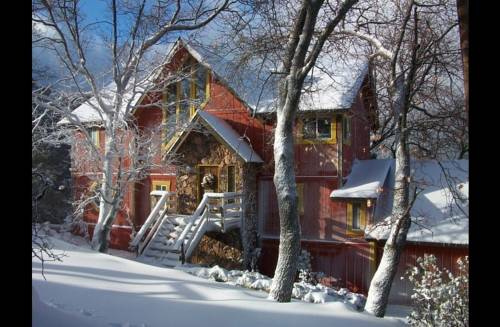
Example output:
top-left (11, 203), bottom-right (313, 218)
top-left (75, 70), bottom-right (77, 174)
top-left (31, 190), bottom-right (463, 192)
top-left (32, 0), bottom-right (231, 252)
top-left (331, 0), bottom-right (462, 316)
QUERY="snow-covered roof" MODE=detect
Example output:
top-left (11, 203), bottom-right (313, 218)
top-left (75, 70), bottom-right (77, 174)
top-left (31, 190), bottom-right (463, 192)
top-left (183, 41), bottom-right (278, 112)
top-left (58, 44), bottom-right (175, 125)
top-left (330, 159), bottom-right (392, 198)
top-left (167, 110), bottom-right (263, 163)
top-left (197, 111), bottom-right (263, 163)
top-left (57, 84), bottom-right (147, 125)
top-left (187, 41), bottom-right (369, 114)
top-left (61, 38), bottom-right (369, 124)
top-left (297, 54), bottom-right (369, 113)
top-left (333, 159), bottom-right (469, 245)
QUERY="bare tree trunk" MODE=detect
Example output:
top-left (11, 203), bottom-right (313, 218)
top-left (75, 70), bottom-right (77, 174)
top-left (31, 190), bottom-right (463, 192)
top-left (241, 163), bottom-right (259, 270)
top-left (266, 0), bottom-right (358, 302)
top-left (269, 78), bottom-right (302, 302)
top-left (457, 0), bottom-right (468, 115)
top-left (365, 76), bottom-right (412, 317)
top-left (365, 137), bottom-right (411, 316)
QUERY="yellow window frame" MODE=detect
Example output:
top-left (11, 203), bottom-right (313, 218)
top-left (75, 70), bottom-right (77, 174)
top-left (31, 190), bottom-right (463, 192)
top-left (296, 115), bottom-right (337, 144)
top-left (346, 201), bottom-right (366, 236)
top-left (150, 180), bottom-right (171, 211)
top-left (190, 65), bottom-right (211, 117)
top-left (160, 58), bottom-right (211, 152)
top-left (151, 180), bottom-right (171, 192)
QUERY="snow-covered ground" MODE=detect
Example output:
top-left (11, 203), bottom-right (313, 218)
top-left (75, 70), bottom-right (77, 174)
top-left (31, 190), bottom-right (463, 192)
top-left (33, 235), bottom-right (409, 327)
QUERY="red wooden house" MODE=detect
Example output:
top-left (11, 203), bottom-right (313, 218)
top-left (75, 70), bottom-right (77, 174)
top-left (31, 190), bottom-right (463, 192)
top-left (67, 38), bottom-right (468, 304)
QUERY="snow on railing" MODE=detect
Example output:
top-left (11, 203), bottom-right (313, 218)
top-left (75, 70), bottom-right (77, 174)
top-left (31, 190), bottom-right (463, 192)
top-left (129, 191), bottom-right (176, 251)
top-left (177, 192), bottom-right (243, 260)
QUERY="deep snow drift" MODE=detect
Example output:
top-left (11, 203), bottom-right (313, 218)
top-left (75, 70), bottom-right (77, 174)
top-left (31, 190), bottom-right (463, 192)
top-left (32, 236), bottom-right (408, 327)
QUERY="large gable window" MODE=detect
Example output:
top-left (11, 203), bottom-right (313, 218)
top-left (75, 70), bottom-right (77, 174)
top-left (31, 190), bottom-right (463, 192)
top-left (298, 115), bottom-right (337, 144)
top-left (178, 78), bottom-right (191, 126)
top-left (193, 63), bottom-right (208, 108)
top-left (162, 57), bottom-right (211, 147)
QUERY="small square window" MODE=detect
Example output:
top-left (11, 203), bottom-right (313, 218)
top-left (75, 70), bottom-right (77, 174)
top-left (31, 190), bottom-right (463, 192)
top-left (300, 116), bottom-right (335, 142)
top-left (317, 118), bottom-right (332, 139)
top-left (150, 180), bottom-right (171, 211)
top-left (302, 118), bottom-right (316, 139)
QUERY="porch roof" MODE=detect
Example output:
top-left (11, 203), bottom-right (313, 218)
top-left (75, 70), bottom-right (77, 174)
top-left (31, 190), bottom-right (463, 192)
top-left (331, 159), bottom-right (469, 245)
top-left (330, 159), bottom-right (392, 199)
top-left (166, 110), bottom-right (263, 164)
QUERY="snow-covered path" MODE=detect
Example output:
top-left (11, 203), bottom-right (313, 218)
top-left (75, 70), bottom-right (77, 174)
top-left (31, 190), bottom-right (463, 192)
top-left (32, 238), bottom-right (408, 327)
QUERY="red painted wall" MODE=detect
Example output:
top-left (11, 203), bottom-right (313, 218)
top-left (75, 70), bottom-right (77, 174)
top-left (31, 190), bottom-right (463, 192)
top-left (259, 239), bottom-right (373, 294)
top-left (376, 243), bottom-right (469, 304)
top-left (70, 43), bottom-right (375, 256)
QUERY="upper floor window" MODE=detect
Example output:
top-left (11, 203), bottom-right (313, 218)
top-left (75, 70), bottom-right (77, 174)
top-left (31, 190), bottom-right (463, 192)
top-left (162, 58), bottom-right (210, 145)
top-left (90, 128), bottom-right (100, 148)
top-left (298, 115), bottom-right (337, 144)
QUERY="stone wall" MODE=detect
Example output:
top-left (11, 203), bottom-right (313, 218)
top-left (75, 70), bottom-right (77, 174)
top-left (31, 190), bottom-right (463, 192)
top-left (189, 229), bottom-right (244, 270)
top-left (175, 131), bottom-right (243, 214)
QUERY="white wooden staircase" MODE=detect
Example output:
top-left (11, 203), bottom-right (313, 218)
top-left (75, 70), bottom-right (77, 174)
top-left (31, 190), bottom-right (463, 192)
top-left (130, 191), bottom-right (243, 267)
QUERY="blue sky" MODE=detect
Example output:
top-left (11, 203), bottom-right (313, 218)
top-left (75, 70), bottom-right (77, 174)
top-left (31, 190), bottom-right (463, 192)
top-left (32, 0), bottom-right (192, 86)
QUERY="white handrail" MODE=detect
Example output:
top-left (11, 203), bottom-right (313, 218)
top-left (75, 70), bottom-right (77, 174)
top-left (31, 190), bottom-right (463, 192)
top-left (177, 192), bottom-right (243, 259)
top-left (173, 194), bottom-right (209, 250)
top-left (130, 191), bottom-right (176, 248)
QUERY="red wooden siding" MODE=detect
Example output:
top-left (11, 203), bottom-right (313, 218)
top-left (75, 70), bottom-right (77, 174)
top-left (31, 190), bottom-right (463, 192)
top-left (259, 239), bottom-right (373, 294)
top-left (258, 178), bottom-right (371, 242)
top-left (204, 76), bottom-right (267, 160)
top-left (132, 175), bottom-right (177, 228)
top-left (376, 243), bottom-right (469, 304)
top-left (341, 83), bottom-right (372, 176)
top-left (295, 143), bottom-right (338, 176)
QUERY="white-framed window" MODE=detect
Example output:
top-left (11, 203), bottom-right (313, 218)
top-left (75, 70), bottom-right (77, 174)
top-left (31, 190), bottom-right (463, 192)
top-left (90, 128), bottom-right (100, 148)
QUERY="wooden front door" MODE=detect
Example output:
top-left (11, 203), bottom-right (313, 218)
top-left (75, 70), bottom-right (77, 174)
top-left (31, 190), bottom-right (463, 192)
top-left (198, 165), bottom-right (219, 201)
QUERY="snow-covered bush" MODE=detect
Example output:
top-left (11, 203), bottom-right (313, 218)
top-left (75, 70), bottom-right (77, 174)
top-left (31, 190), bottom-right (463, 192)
top-left (296, 249), bottom-right (324, 285)
top-left (179, 264), bottom-right (366, 310)
top-left (404, 254), bottom-right (468, 327)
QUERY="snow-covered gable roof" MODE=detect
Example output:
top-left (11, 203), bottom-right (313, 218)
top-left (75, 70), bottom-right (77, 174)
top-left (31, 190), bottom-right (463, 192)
top-left (180, 40), bottom-right (370, 114)
top-left (58, 43), bottom-right (176, 125)
top-left (60, 38), bottom-right (370, 125)
top-left (297, 53), bottom-right (369, 113)
top-left (367, 160), bottom-right (469, 245)
top-left (183, 41), bottom-right (278, 113)
top-left (57, 84), bottom-right (147, 125)
top-left (331, 159), bottom-right (468, 245)
top-left (168, 110), bottom-right (263, 163)
top-left (330, 159), bottom-right (392, 199)
top-left (197, 111), bottom-right (263, 163)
